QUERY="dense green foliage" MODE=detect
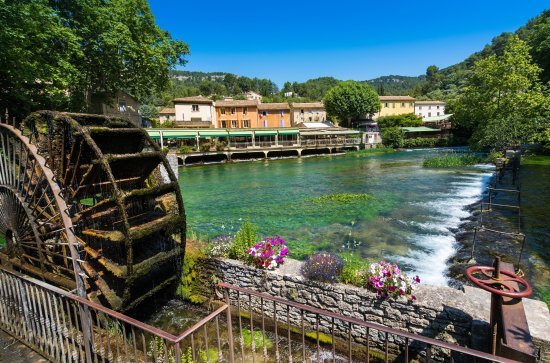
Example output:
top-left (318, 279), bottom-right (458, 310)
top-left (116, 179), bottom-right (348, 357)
top-left (228, 219), bottom-right (259, 261)
top-left (0, 0), bottom-right (189, 116)
top-left (242, 329), bottom-right (273, 349)
top-left (366, 75), bottom-right (424, 96)
top-left (402, 137), bottom-right (449, 148)
top-left (381, 127), bottom-right (404, 148)
top-left (324, 81), bottom-right (380, 126)
top-left (451, 35), bottom-right (549, 151)
top-left (377, 113), bottom-right (422, 128)
top-left (423, 153), bottom-right (487, 168)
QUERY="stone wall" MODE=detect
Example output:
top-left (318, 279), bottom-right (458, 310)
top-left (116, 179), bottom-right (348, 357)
top-left (160, 153), bottom-right (179, 183)
top-left (199, 257), bottom-right (550, 362)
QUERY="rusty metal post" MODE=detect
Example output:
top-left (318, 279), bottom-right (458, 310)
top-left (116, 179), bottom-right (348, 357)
top-left (224, 288), bottom-right (235, 363)
top-left (490, 257), bottom-right (501, 356)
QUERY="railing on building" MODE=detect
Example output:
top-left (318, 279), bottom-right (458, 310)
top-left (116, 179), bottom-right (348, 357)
top-left (0, 267), bottom-right (518, 362)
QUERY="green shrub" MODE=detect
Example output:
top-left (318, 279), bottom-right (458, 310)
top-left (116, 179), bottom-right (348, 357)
top-left (381, 127), bottom-right (404, 148)
top-left (215, 140), bottom-right (227, 151)
top-left (199, 142), bottom-right (211, 152)
top-left (423, 153), bottom-right (487, 168)
top-left (228, 219), bottom-right (259, 262)
top-left (176, 249), bottom-right (207, 304)
top-left (377, 113), bottom-right (422, 128)
top-left (339, 252), bottom-right (368, 285)
top-left (401, 137), bottom-right (448, 148)
top-left (179, 145), bottom-right (195, 154)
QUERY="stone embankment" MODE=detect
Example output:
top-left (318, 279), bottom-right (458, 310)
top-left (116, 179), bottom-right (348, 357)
top-left (199, 257), bottom-right (550, 362)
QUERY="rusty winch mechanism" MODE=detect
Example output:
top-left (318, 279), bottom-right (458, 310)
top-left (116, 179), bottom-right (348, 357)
top-left (0, 111), bottom-right (186, 312)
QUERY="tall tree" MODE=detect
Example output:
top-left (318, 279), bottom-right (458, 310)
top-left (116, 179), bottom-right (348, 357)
top-left (451, 35), bottom-right (549, 150)
top-left (324, 81), bottom-right (380, 127)
top-left (0, 0), bottom-right (189, 115)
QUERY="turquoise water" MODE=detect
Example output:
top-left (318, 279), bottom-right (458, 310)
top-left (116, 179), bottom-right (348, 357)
top-left (179, 148), bottom-right (495, 286)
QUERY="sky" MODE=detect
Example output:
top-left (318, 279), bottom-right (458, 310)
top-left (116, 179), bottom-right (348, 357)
top-left (149, 1), bottom-right (547, 86)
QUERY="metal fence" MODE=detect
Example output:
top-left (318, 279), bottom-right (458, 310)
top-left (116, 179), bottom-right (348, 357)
top-left (0, 266), bottom-right (519, 362)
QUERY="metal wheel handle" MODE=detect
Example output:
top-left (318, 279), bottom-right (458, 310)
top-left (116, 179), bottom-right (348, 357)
top-left (466, 266), bottom-right (532, 298)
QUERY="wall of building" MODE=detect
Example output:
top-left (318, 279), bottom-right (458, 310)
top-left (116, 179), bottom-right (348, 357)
top-left (174, 103), bottom-right (214, 125)
top-left (292, 108), bottom-right (327, 125)
top-left (199, 257), bottom-right (550, 361)
top-left (377, 101), bottom-right (415, 118)
top-left (101, 91), bottom-right (142, 126)
top-left (216, 106), bottom-right (259, 128)
top-left (415, 104), bottom-right (445, 118)
top-left (258, 109), bottom-right (291, 128)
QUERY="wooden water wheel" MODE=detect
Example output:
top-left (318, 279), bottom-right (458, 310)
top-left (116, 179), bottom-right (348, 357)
top-left (0, 111), bottom-right (186, 312)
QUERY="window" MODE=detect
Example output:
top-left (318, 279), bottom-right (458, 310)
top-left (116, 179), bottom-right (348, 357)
top-left (437, 105), bottom-right (440, 109)
top-left (261, 111), bottom-right (267, 116)
top-left (419, 106), bottom-right (422, 110)
top-left (192, 104), bottom-right (199, 112)
top-left (221, 107), bottom-right (225, 115)
top-left (384, 103), bottom-right (388, 108)
top-left (230, 107), bottom-right (236, 114)
top-left (437, 112), bottom-right (440, 116)
top-left (301, 109), bottom-right (304, 113)
top-left (243, 107), bottom-right (248, 115)
top-left (221, 121), bottom-right (227, 128)
top-left (410, 103), bottom-right (413, 107)
top-left (262, 120), bottom-right (267, 128)
top-left (428, 112), bottom-right (431, 117)
top-left (231, 120), bottom-right (237, 128)
top-left (280, 119), bottom-right (284, 127)
top-left (401, 102), bottom-right (405, 107)
top-left (428, 106), bottom-right (432, 110)
top-left (118, 100), bottom-right (127, 112)
top-left (392, 103), bottom-right (395, 108)
top-left (243, 120), bottom-right (249, 128)
top-left (309, 116), bottom-right (312, 121)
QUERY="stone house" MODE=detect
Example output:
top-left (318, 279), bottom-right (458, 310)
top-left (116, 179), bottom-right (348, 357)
top-left (415, 100), bottom-right (446, 119)
top-left (215, 100), bottom-right (259, 128)
top-left (158, 107), bottom-right (176, 123)
top-left (375, 96), bottom-right (416, 119)
top-left (173, 96), bottom-right (215, 128)
top-left (94, 91), bottom-right (142, 126)
top-left (257, 103), bottom-right (292, 128)
top-left (291, 102), bottom-right (326, 125)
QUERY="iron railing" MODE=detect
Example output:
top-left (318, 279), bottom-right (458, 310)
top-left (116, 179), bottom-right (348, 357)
top-left (219, 282), bottom-right (519, 363)
top-left (0, 266), bottom-right (520, 362)
top-left (0, 267), bottom-right (234, 363)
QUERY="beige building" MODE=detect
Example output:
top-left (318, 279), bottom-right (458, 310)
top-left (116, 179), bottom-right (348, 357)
top-left (173, 96), bottom-right (215, 128)
top-left (375, 96), bottom-right (416, 119)
top-left (94, 91), bottom-right (142, 126)
top-left (291, 102), bottom-right (326, 125)
top-left (257, 103), bottom-right (292, 128)
top-left (158, 107), bottom-right (175, 123)
top-left (244, 91), bottom-right (262, 101)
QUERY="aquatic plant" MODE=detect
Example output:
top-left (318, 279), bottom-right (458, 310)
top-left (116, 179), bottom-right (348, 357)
top-left (301, 253), bottom-right (345, 283)
top-left (365, 261), bottom-right (420, 300)
top-left (228, 218), bottom-right (259, 262)
top-left (307, 193), bottom-right (374, 204)
top-left (177, 247), bottom-right (207, 304)
top-left (423, 153), bottom-right (487, 168)
top-left (247, 235), bottom-right (289, 269)
top-left (206, 234), bottom-right (233, 257)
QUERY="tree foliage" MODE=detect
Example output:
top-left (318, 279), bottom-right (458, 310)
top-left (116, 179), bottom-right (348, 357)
top-left (324, 81), bottom-right (380, 126)
top-left (377, 113), bottom-right (422, 128)
top-left (451, 35), bottom-right (549, 151)
top-left (381, 127), bottom-right (404, 148)
top-left (0, 0), bottom-right (189, 116)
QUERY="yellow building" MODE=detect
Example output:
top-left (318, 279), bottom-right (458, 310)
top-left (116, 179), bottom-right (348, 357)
top-left (375, 96), bottom-right (416, 119)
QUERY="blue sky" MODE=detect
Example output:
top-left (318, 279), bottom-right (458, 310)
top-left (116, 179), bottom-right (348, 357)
top-left (149, 1), bottom-right (547, 86)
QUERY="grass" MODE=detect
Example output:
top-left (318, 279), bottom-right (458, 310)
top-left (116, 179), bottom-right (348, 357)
top-left (522, 155), bottom-right (550, 166)
top-left (423, 153), bottom-right (487, 168)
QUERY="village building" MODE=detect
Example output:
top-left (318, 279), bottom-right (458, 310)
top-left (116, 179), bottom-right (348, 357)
top-left (244, 91), bottom-right (262, 101)
top-left (257, 103), bottom-right (292, 128)
top-left (173, 96), bottom-right (215, 128)
top-left (215, 100), bottom-right (259, 128)
top-left (158, 107), bottom-right (176, 123)
top-left (374, 96), bottom-right (416, 119)
top-left (415, 100), bottom-right (446, 119)
top-left (94, 91), bottom-right (142, 126)
top-left (291, 102), bottom-right (327, 125)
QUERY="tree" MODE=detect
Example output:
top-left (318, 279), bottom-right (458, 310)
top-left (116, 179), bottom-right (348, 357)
top-left (422, 65), bottom-right (442, 94)
top-left (0, 0), bottom-right (189, 115)
top-left (324, 81), bottom-right (380, 127)
top-left (452, 35), bottom-right (550, 150)
top-left (381, 127), bottom-right (404, 148)
top-left (377, 113), bottom-right (422, 128)
top-left (523, 10), bottom-right (550, 83)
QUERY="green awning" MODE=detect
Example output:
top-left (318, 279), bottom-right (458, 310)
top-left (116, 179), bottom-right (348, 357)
top-left (254, 130), bottom-right (277, 136)
top-left (278, 129), bottom-right (299, 135)
top-left (401, 127), bottom-right (440, 133)
top-left (162, 130), bottom-right (198, 139)
top-left (147, 131), bottom-right (161, 139)
top-left (228, 130), bottom-right (253, 137)
top-left (198, 130), bottom-right (229, 137)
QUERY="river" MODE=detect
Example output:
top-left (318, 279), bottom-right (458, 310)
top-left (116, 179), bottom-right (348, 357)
top-left (179, 148), bottom-right (498, 287)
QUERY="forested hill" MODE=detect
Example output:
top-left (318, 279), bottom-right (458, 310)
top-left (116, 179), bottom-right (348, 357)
top-left (364, 75), bottom-right (424, 96)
